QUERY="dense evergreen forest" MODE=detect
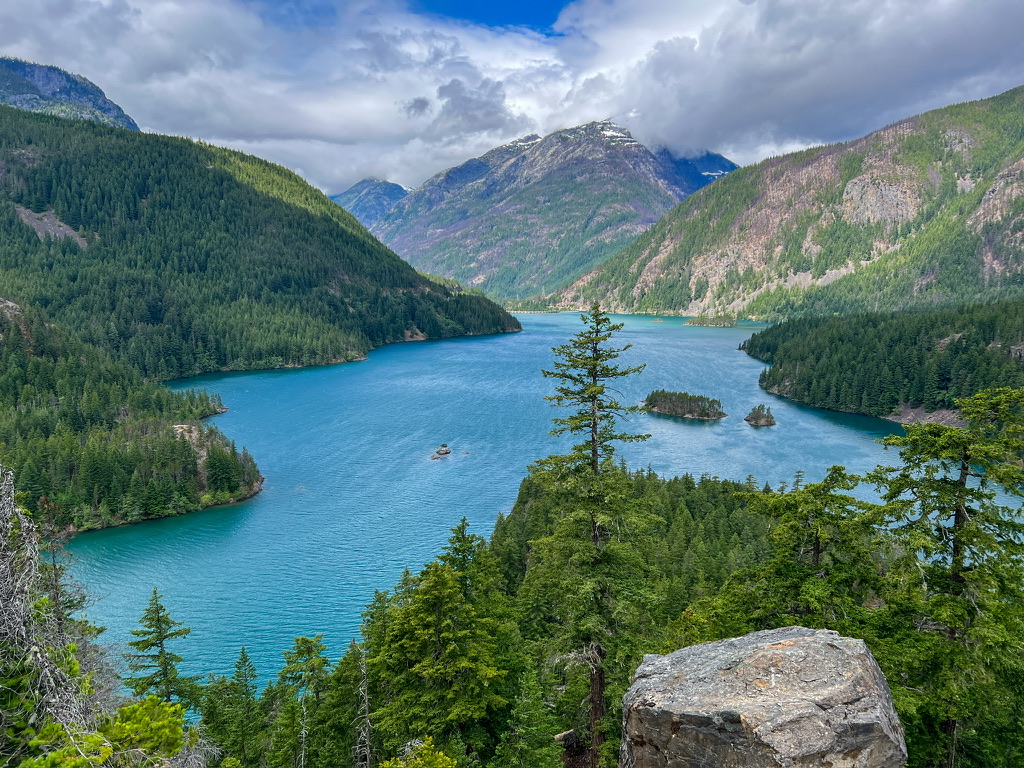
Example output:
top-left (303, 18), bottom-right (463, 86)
top-left (0, 104), bottom-right (521, 530)
top-left (742, 297), bottom-right (1024, 417)
top-left (643, 390), bottom-right (726, 419)
top-left (0, 106), bottom-right (519, 380)
top-left (8, 307), bottom-right (1023, 768)
top-left (0, 300), bottom-right (259, 530)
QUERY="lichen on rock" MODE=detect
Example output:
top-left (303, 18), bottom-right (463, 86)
top-left (621, 626), bottom-right (907, 768)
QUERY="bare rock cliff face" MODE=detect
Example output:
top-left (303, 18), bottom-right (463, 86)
top-left (621, 627), bottom-right (907, 768)
top-left (0, 57), bottom-right (139, 130)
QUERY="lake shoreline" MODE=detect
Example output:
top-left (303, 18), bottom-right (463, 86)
top-left (71, 314), bottom-right (899, 681)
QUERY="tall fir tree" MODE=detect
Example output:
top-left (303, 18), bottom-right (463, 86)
top-left (523, 305), bottom-right (658, 768)
top-left (542, 303), bottom-right (647, 474)
top-left (272, 635), bottom-right (330, 768)
top-left (124, 587), bottom-right (200, 707)
top-left (868, 388), bottom-right (1024, 767)
top-left (369, 560), bottom-right (508, 760)
top-left (201, 646), bottom-right (264, 768)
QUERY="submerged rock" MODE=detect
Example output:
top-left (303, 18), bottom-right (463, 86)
top-left (621, 626), bottom-right (906, 768)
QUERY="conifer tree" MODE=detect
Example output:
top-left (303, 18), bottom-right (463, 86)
top-left (868, 387), bottom-right (1024, 766)
top-left (491, 668), bottom-right (562, 768)
top-left (202, 647), bottom-right (264, 768)
top-left (370, 560), bottom-right (507, 758)
top-left (542, 303), bottom-right (647, 474)
top-left (524, 305), bottom-right (657, 768)
top-left (124, 587), bottom-right (200, 707)
top-left (273, 635), bottom-right (329, 768)
top-left (305, 641), bottom-right (367, 768)
top-left (745, 465), bottom-right (881, 628)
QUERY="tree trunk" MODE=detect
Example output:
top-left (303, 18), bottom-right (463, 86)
top-left (587, 643), bottom-right (606, 768)
top-left (941, 717), bottom-right (958, 768)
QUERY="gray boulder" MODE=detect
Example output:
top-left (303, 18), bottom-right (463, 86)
top-left (621, 626), bottom-right (906, 768)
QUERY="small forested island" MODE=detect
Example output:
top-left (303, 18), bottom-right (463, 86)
top-left (644, 389), bottom-right (727, 420)
top-left (685, 312), bottom-right (738, 327)
top-left (744, 403), bottom-right (776, 426)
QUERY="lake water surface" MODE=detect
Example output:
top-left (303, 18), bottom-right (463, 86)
top-left (69, 313), bottom-right (899, 681)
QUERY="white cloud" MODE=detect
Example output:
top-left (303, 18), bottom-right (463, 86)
top-left (1, 0), bottom-right (1023, 191)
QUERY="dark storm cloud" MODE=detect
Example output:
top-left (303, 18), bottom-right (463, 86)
top-left (421, 78), bottom-right (533, 143)
top-left (403, 96), bottom-right (433, 118)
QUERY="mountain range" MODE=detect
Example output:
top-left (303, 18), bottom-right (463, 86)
top-left (0, 57), bottom-right (139, 130)
top-left (550, 86), bottom-right (1024, 318)
top-left (345, 121), bottom-right (736, 300)
top-left (6, 56), bottom-right (1024, 328)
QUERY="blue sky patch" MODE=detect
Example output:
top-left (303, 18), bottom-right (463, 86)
top-left (410, 0), bottom-right (569, 31)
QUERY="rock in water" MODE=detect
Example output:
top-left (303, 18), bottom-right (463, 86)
top-left (621, 626), bottom-right (906, 768)
top-left (430, 443), bottom-right (453, 460)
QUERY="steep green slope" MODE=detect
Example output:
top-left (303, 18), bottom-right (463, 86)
top-left (554, 86), bottom-right (1024, 318)
top-left (0, 106), bottom-right (519, 379)
top-left (0, 57), bottom-right (139, 130)
top-left (372, 122), bottom-right (736, 300)
top-left (741, 297), bottom-right (1024, 418)
top-left (0, 300), bottom-right (260, 530)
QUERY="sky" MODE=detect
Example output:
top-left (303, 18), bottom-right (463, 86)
top-left (2, 0), bottom-right (1024, 194)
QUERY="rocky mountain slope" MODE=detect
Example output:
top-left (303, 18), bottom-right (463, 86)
top-left (0, 57), bottom-right (138, 130)
top-left (331, 178), bottom-right (408, 227)
top-left (551, 86), bottom-right (1024, 318)
top-left (370, 121), bottom-right (736, 300)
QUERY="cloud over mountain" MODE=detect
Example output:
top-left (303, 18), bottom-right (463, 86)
top-left (3, 0), bottom-right (1023, 192)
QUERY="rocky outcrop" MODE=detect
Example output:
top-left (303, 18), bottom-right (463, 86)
top-left (430, 444), bottom-right (452, 460)
top-left (0, 57), bottom-right (139, 130)
top-left (884, 405), bottom-right (966, 427)
top-left (621, 626), bottom-right (907, 768)
top-left (840, 175), bottom-right (919, 227)
top-left (15, 206), bottom-right (87, 248)
top-left (331, 178), bottom-right (409, 228)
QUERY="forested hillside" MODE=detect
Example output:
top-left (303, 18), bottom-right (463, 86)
top-left (0, 105), bottom-right (519, 380)
top-left (552, 85), bottom-right (1024, 319)
top-left (742, 297), bottom-right (1024, 417)
top-left (0, 300), bottom-right (259, 531)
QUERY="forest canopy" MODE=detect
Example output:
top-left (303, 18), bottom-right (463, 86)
top-left (742, 297), bottom-right (1024, 417)
top-left (0, 105), bottom-right (519, 381)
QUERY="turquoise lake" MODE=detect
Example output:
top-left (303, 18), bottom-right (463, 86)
top-left (69, 313), bottom-right (899, 682)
